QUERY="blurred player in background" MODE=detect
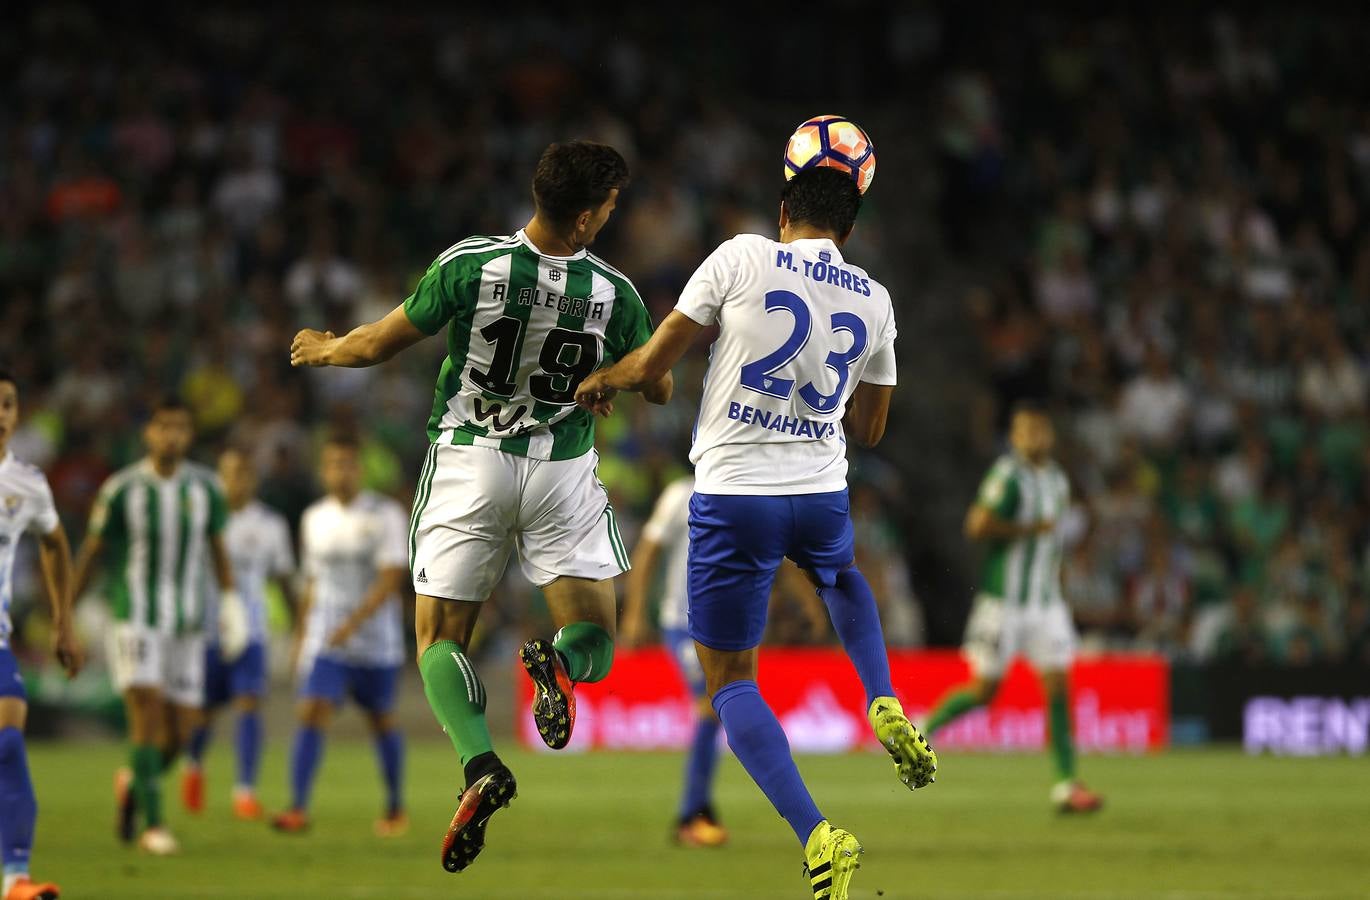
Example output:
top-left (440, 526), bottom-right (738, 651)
top-left (181, 448), bottom-right (296, 820)
top-left (924, 403), bottom-right (1102, 813)
top-left (271, 433), bottom-right (408, 836)
top-left (577, 164), bottom-right (936, 900)
top-left (0, 372), bottom-right (82, 900)
top-left (625, 475), bottom-right (828, 849)
top-left (290, 141), bottom-right (670, 872)
top-left (73, 397), bottom-right (235, 856)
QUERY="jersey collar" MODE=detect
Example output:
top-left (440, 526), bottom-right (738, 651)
top-left (786, 237), bottom-right (844, 264)
top-left (515, 228), bottom-right (588, 261)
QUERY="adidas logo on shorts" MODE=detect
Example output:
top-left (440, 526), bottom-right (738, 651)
top-left (416, 568), bottom-right (428, 584)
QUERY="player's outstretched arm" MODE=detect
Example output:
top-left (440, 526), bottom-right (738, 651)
top-left (291, 304), bottom-right (427, 368)
top-left (621, 537), bottom-right (662, 649)
top-left (38, 524), bottom-right (83, 677)
top-left (576, 311), bottom-right (701, 410)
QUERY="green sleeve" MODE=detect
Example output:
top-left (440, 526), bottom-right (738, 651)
top-left (976, 460), bottom-right (1019, 519)
top-left (207, 480), bottom-right (228, 535)
top-left (88, 478), bottom-right (126, 541)
top-left (604, 281), bottom-right (654, 362)
top-left (402, 256), bottom-right (461, 335)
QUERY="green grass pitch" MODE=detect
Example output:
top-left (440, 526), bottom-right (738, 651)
top-left (25, 740), bottom-right (1369, 899)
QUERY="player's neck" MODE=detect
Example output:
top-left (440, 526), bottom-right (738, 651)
top-left (779, 224), bottom-right (842, 244)
top-left (228, 495), bottom-right (250, 512)
top-left (331, 489), bottom-right (360, 506)
top-left (149, 456), bottom-right (181, 478)
top-left (0, 440), bottom-right (9, 461)
top-left (523, 216), bottom-right (580, 257)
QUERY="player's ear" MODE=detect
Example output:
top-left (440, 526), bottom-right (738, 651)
top-left (575, 208), bottom-right (593, 234)
top-left (837, 222), bottom-right (855, 246)
top-left (778, 201), bottom-right (789, 231)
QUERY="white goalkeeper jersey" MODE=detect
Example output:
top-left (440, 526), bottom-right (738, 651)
top-left (676, 234), bottom-right (897, 496)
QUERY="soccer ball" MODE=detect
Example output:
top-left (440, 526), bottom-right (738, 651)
top-left (783, 115), bottom-right (876, 194)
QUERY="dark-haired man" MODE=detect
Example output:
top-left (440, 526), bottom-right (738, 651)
top-left (923, 403), bottom-right (1103, 813)
top-left (289, 141), bottom-right (671, 872)
top-left (74, 397), bottom-right (235, 855)
top-left (0, 371), bottom-right (82, 900)
top-left (576, 165), bottom-right (936, 900)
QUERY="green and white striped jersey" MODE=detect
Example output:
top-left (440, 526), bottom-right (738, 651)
top-left (87, 459), bottom-right (227, 634)
top-left (403, 230), bottom-right (655, 460)
top-left (975, 454), bottom-right (1069, 608)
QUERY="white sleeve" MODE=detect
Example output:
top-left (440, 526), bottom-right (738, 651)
top-left (641, 482), bottom-right (691, 544)
top-left (675, 239), bottom-right (743, 326)
top-left (860, 310), bottom-right (898, 386)
top-left (270, 514), bottom-right (296, 577)
top-left (300, 510), bottom-right (320, 580)
top-left (375, 502), bottom-right (409, 570)
top-left (26, 474), bottom-right (60, 537)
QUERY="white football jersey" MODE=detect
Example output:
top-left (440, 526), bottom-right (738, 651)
top-left (640, 477), bottom-right (693, 631)
top-left (676, 234), bottom-right (897, 495)
top-left (212, 500), bottom-right (295, 645)
top-left (0, 452), bottom-right (60, 649)
top-left (299, 490), bottom-right (408, 668)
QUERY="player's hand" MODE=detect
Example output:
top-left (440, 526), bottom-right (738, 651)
top-left (52, 622), bottom-right (84, 679)
top-left (290, 329), bottom-right (337, 367)
top-left (327, 620), bottom-right (357, 648)
top-left (574, 372), bottom-right (617, 417)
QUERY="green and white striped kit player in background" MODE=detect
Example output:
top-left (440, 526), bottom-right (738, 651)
top-left (290, 141), bottom-right (672, 874)
top-left (72, 396), bottom-right (238, 855)
top-left (923, 402), bottom-right (1104, 814)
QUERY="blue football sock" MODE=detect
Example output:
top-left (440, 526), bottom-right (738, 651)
top-left (679, 713), bottom-right (722, 822)
top-left (819, 567), bottom-right (895, 708)
top-left (0, 727), bottom-right (36, 877)
top-left (712, 680), bottom-right (822, 845)
top-left (235, 710), bottom-right (262, 791)
top-left (186, 724), bottom-right (210, 766)
top-left (373, 729), bottom-right (404, 817)
top-left (289, 726), bottom-right (324, 812)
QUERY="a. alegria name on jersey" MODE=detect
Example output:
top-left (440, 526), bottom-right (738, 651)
top-left (493, 282), bottom-right (607, 320)
top-left (726, 401), bottom-right (838, 439)
top-left (774, 249), bottom-right (872, 296)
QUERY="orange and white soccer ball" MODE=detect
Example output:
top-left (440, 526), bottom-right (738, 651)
top-left (783, 115), bottom-right (876, 194)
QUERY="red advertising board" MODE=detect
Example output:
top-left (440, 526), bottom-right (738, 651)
top-left (517, 648), bottom-right (1169, 752)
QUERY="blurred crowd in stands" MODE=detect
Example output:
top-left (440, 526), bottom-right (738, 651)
top-left (953, 12), bottom-right (1370, 665)
top-left (3, 7), bottom-right (1367, 669)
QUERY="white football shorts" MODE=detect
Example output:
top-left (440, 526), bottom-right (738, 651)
top-left (409, 444), bottom-right (630, 601)
top-left (962, 593), bottom-right (1077, 679)
top-left (108, 623), bottom-right (207, 707)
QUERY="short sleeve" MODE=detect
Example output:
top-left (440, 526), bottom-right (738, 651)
top-left (375, 502), bottom-right (409, 570)
top-left (641, 481), bottom-right (691, 543)
top-left (675, 239), bottom-right (741, 326)
top-left (26, 474), bottom-right (60, 536)
top-left (604, 278), bottom-right (654, 362)
top-left (206, 480), bottom-right (228, 535)
top-left (402, 256), bottom-right (459, 336)
top-left (977, 460), bottom-right (1020, 519)
top-left (269, 514), bottom-right (296, 577)
top-left (860, 304), bottom-right (898, 386)
top-left (300, 510), bottom-right (320, 580)
top-left (88, 476), bottom-right (125, 540)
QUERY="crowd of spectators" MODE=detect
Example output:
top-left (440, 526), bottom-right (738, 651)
top-left (956, 12), bottom-right (1370, 666)
top-left (0, 6), bottom-right (918, 665)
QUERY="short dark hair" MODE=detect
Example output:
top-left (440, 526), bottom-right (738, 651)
top-left (0, 369), bottom-right (14, 388)
top-left (532, 141), bottom-right (629, 227)
top-left (781, 168), bottom-right (863, 238)
top-left (322, 430), bottom-right (361, 452)
top-left (1011, 399), bottom-right (1049, 418)
top-left (151, 395), bottom-right (191, 417)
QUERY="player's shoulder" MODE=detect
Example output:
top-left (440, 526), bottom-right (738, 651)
top-left (0, 453), bottom-right (52, 495)
top-left (434, 233), bottom-right (518, 268)
top-left (244, 499), bottom-right (289, 527)
top-left (359, 489), bottom-right (406, 518)
top-left (717, 233), bottom-right (774, 260)
top-left (182, 460), bottom-right (219, 487)
top-left (100, 461), bottom-right (146, 495)
top-left (987, 454), bottom-right (1022, 480)
top-left (584, 250), bottom-right (643, 296)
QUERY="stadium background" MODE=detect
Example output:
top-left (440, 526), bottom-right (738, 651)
top-left (2, 5), bottom-right (1369, 899)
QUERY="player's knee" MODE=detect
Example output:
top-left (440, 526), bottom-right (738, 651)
top-left (298, 699), bottom-right (331, 728)
top-left (235, 694), bottom-right (259, 714)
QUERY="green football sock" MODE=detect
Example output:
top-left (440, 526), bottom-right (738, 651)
top-left (132, 744), bottom-right (164, 828)
top-left (1048, 689), bottom-right (1076, 781)
top-left (552, 621), bottom-right (614, 683)
top-left (419, 640), bottom-right (494, 766)
top-left (924, 687), bottom-right (983, 737)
